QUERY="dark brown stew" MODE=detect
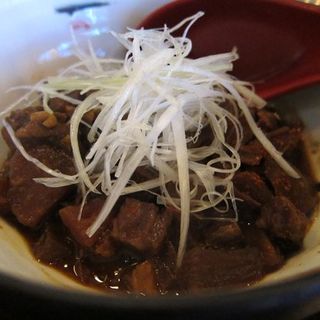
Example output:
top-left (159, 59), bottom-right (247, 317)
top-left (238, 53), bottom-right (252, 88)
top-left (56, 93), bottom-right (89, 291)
top-left (0, 92), bottom-right (317, 295)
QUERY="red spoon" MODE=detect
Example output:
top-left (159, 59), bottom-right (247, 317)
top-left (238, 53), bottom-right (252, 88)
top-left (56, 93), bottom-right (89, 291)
top-left (139, 0), bottom-right (320, 99)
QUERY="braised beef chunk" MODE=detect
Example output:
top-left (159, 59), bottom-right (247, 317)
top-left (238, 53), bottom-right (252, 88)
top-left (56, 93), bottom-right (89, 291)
top-left (265, 158), bottom-right (316, 214)
top-left (8, 146), bottom-right (75, 227)
top-left (240, 114), bottom-right (255, 145)
top-left (94, 229), bottom-right (116, 258)
top-left (244, 228), bottom-right (283, 271)
top-left (257, 110), bottom-right (279, 132)
top-left (233, 171), bottom-right (272, 205)
top-left (239, 141), bottom-right (265, 166)
top-left (6, 107), bottom-right (41, 131)
top-left (49, 97), bottom-right (76, 114)
top-left (0, 174), bottom-right (10, 216)
top-left (4, 109), bottom-right (70, 152)
top-left (15, 119), bottom-right (69, 148)
top-left (48, 90), bottom-right (92, 115)
top-left (59, 198), bottom-right (115, 258)
top-left (1, 108), bottom-right (39, 151)
top-left (178, 247), bottom-right (263, 291)
top-left (130, 261), bottom-right (158, 295)
top-left (205, 222), bottom-right (244, 248)
top-left (257, 196), bottom-right (309, 245)
top-left (187, 124), bottom-right (213, 148)
top-left (239, 126), bottom-right (302, 166)
top-left (234, 188), bottom-right (260, 218)
top-left (59, 198), bottom-right (104, 248)
top-left (33, 223), bottom-right (73, 264)
top-left (112, 198), bottom-right (172, 254)
top-left (269, 127), bottom-right (302, 155)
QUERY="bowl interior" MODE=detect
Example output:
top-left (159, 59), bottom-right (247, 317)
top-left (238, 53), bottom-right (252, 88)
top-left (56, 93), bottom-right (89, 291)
top-left (0, 0), bottom-right (319, 294)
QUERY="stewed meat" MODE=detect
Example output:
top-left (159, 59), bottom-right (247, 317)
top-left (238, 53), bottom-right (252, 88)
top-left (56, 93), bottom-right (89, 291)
top-left (60, 198), bottom-right (115, 258)
top-left (233, 171), bottom-right (272, 205)
top-left (257, 196), bottom-right (309, 245)
top-left (112, 198), bottom-right (172, 254)
top-left (265, 158), bottom-right (317, 214)
top-left (178, 247), bottom-right (264, 291)
top-left (8, 146), bottom-right (74, 227)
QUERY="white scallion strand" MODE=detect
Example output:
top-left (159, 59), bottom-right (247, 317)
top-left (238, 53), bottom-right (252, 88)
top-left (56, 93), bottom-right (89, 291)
top-left (1, 12), bottom-right (300, 266)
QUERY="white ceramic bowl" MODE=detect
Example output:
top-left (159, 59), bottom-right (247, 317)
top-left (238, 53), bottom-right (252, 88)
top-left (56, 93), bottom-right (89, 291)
top-left (0, 0), bottom-right (320, 318)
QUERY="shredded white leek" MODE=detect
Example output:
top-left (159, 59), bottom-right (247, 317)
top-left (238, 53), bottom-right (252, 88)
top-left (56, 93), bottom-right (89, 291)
top-left (1, 12), bottom-right (300, 266)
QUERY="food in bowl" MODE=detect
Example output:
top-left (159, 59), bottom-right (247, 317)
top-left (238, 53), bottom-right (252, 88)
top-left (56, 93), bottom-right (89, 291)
top-left (0, 13), bottom-right (317, 295)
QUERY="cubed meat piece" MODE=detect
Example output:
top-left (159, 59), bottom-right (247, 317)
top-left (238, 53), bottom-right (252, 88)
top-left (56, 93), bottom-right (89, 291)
top-left (187, 124), bottom-right (213, 148)
top-left (48, 97), bottom-right (76, 115)
top-left (0, 174), bottom-right (10, 216)
top-left (244, 227), bottom-right (283, 271)
top-left (205, 222), bottom-right (244, 248)
top-left (6, 107), bottom-right (41, 130)
top-left (239, 141), bottom-right (266, 166)
top-left (112, 198), bottom-right (172, 254)
top-left (15, 120), bottom-right (69, 148)
top-left (130, 261), bottom-right (158, 295)
top-left (257, 110), bottom-right (279, 132)
top-left (59, 198), bottom-right (115, 258)
top-left (268, 127), bottom-right (302, 155)
top-left (233, 171), bottom-right (272, 205)
top-left (49, 99), bottom-right (76, 118)
top-left (92, 229), bottom-right (115, 258)
top-left (8, 146), bottom-right (74, 227)
top-left (4, 107), bottom-right (71, 152)
top-left (2, 107), bottom-right (40, 152)
top-left (234, 188), bottom-right (260, 218)
top-left (48, 91), bottom-right (89, 116)
top-left (265, 158), bottom-right (316, 214)
top-left (178, 247), bottom-right (263, 291)
top-left (239, 127), bottom-right (302, 166)
top-left (33, 223), bottom-right (73, 264)
top-left (257, 196), bottom-right (309, 245)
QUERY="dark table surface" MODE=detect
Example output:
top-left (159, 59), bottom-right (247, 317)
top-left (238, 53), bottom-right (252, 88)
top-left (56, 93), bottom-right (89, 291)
top-left (0, 308), bottom-right (319, 320)
top-left (1, 300), bottom-right (320, 320)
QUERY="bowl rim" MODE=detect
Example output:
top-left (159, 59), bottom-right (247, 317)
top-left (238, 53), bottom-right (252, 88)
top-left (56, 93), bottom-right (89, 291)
top-left (1, 267), bottom-right (320, 312)
top-left (138, 0), bottom-right (320, 29)
top-left (1, 0), bottom-right (320, 314)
